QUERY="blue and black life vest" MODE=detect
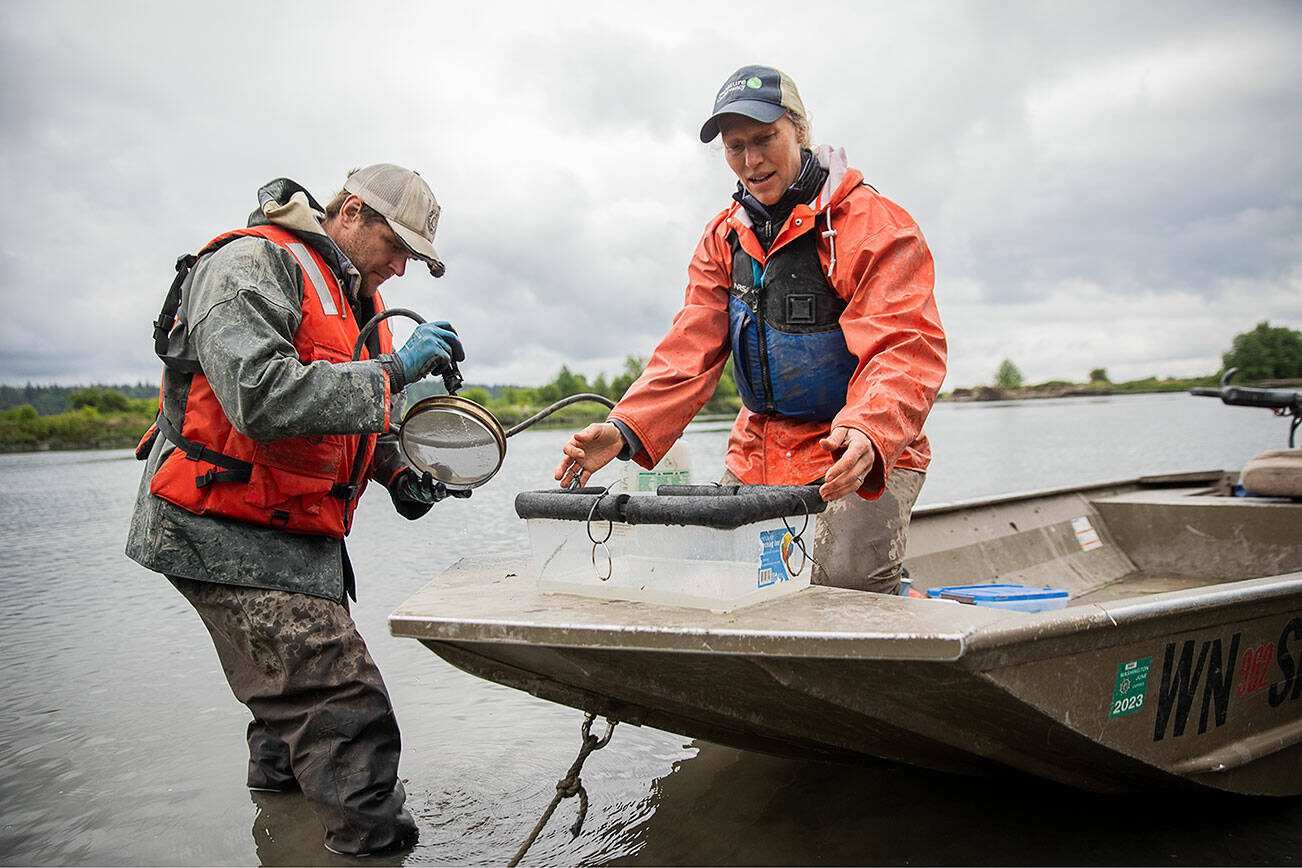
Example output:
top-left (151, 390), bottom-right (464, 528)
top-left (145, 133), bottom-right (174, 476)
top-left (727, 224), bottom-right (858, 421)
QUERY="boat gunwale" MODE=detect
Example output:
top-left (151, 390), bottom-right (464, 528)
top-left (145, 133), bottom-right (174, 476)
top-left (909, 470), bottom-right (1228, 518)
top-left (957, 570), bottom-right (1302, 668)
top-left (389, 585), bottom-right (973, 661)
top-left (390, 563), bottom-right (1302, 664)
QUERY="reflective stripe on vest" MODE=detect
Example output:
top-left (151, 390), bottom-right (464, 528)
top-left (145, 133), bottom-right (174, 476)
top-left (727, 223), bottom-right (858, 422)
top-left (285, 241), bottom-right (340, 317)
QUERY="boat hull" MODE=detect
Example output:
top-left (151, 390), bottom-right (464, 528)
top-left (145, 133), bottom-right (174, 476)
top-left (391, 475), bottom-right (1302, 795)
top-left (400, 563), bottom-right (1302, 795)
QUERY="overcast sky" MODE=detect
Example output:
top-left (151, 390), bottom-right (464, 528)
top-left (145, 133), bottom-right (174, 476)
top-left (2, 0), bottom-right (1298, 390)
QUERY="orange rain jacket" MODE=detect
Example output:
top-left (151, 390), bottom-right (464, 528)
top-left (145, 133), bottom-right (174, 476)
top-left (609, 147), bottom-right (946, 498)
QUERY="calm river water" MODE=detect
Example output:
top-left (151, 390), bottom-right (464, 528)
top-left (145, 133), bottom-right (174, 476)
top-left (1, 392), bottom-right (1299, 866)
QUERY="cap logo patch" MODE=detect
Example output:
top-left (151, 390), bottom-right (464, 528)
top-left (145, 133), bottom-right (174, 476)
top-left (717, 79), bottom-right (747, 103)
top-left (424, 205), bottom-right (439, 235)
top-left (746, 76), bottom-right (763, 89)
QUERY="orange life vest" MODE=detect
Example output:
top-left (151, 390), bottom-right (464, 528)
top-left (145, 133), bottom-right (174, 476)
top-left (147, 224), bottom-right (393, 539)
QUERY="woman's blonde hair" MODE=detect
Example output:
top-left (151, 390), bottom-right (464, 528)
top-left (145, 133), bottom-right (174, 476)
top-left (785, 107), bottom-right (812, 149)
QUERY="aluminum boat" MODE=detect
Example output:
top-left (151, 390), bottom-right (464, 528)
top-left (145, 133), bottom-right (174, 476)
top-left (390, 383), bottom-right (1302, 795)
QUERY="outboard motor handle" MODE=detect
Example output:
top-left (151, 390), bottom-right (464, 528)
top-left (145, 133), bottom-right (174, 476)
top-left (1192, 368), bottom-right (1302, 446)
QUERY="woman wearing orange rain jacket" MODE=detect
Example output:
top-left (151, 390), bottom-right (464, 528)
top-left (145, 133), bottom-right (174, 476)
top-left (556, 65), bottom-right (946, 593)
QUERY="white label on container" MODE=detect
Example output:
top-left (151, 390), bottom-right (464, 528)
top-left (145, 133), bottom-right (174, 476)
top-left (1071, 516), bottom-right (1103, 552)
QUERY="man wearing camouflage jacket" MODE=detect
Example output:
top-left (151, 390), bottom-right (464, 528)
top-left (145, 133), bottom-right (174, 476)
top-left (127, 164), bottom-right (462, 855)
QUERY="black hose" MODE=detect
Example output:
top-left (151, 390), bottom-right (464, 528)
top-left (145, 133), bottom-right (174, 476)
top-left (351, 308), bottom-right (425, 361)
top-left (353, 308), bottom-right (463, 394)
top-left (355, 310), bottom-right (614, 439)
top-left (504, 393), bottom-right (616, 438)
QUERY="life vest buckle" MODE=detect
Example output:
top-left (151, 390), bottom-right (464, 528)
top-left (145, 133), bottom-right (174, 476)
top-left (330, 482), bottom-right (359, 501)
top-left (151, 315), bottom-right (175, 345)
top-left (194, 467), bottom-right (251, 489)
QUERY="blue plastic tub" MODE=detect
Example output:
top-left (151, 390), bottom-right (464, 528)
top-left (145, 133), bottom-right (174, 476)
top-left (926, 583), bottom-right (1069, 612)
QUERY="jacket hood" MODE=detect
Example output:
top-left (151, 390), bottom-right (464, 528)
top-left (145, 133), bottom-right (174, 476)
top-left (809, 145), bottom-right (857, 210)
top-left (248, 179), bottom-right (362, 300)
top-left (729, 145), bottom-right (859, 232)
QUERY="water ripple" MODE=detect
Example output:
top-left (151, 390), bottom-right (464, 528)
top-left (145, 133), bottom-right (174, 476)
top-left (1, 397), bottom-right (1298, 865)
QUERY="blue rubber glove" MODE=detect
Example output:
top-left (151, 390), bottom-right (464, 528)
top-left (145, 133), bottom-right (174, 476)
top-left (397, 470), bottom-right (472, 504)
top-left (394, 321), bottom-right (464, 387)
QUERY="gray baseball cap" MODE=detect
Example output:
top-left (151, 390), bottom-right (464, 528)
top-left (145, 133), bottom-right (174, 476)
top-left (699, 65), bottom-right (807, 144)
top-left (343, 163), bottom-right (446, 277)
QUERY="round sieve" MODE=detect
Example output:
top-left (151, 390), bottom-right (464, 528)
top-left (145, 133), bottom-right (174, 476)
top-left (398, 395), bottom-right (507, 489)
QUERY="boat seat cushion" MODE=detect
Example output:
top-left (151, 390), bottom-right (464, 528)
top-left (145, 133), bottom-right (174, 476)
top-left (1240, 449), bottom-right (1302, 498)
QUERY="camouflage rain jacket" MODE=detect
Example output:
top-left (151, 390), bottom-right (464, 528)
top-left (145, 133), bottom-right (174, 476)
top-left (126, 179), bottom-right (425, 601)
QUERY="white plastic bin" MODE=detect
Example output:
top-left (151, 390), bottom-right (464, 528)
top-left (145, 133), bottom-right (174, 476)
top-left (516, 485), bottom-right (824, 612)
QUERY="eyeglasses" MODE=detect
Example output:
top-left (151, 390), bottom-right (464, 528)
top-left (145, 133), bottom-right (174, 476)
top-left (723, 129), bottom-right (782, 159)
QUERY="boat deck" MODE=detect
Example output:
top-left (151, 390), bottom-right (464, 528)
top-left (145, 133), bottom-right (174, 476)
top-left (1069, 570), bottom-right (1217, 604)
top-left (390, 555), bottom-right (1014, 661)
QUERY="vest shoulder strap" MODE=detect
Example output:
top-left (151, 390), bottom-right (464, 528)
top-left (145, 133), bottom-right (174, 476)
top-left (152, 234), bottom-right (249, 371)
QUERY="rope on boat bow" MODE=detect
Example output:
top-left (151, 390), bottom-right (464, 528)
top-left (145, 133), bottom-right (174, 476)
top-left (507, 712), bottom-right (618, 867)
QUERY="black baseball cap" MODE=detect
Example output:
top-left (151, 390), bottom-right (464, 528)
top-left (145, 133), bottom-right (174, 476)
top-left (699, 65), bottom-right (807, 143)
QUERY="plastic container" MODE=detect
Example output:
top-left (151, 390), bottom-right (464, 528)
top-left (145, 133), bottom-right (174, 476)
top-left (516, 485), bottom-right (824, 612)
top-left (622, 437), bottom-right (692, 493)
top-left (925, 583), bottom-right (1070, 612)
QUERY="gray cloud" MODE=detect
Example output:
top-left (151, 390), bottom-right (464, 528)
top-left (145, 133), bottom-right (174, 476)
top-left (1, 0), bottom-right (1298, 392)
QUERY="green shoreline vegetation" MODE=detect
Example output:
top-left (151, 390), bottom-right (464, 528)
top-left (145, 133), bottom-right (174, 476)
top-left (3, 321), bottom-right (1297, 454)
top-left (0, 356), bottom-right (738, 454)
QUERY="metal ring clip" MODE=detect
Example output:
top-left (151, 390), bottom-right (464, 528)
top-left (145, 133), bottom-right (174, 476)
top-left (781, 494), bottom-right (811, 541)
top-left (781, 493), bottom-right (812, 577)
top-left (586, 489), bottom-right (616, 581)
top-left (585, 491), bottom-right (614, 544)
top-left (591, 541), bottom-right (613, 581)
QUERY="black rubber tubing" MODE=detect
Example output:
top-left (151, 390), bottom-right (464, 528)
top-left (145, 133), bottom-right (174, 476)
top-left (514, 484), bottom-right (827, 530)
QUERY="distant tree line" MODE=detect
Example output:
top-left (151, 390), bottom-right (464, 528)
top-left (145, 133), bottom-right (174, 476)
top-left (985, 321), bottom-right (1300, 396)
top-left (0, 382), bottom-right (157, 415)
top-left (443, 355), bottom-right (740, 427)
top-left (5, 321), bottom-right (1293, 452)
top-left (0, 386), bottom-right (158, 452)
top-left (0, 357), bottom-right (743, 453)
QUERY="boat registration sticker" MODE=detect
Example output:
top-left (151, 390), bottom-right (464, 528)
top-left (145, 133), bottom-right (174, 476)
top-left (1110, 657), bottom-right (1152, 718)
top-left (1072, 516), bottom-right (1104, 551)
